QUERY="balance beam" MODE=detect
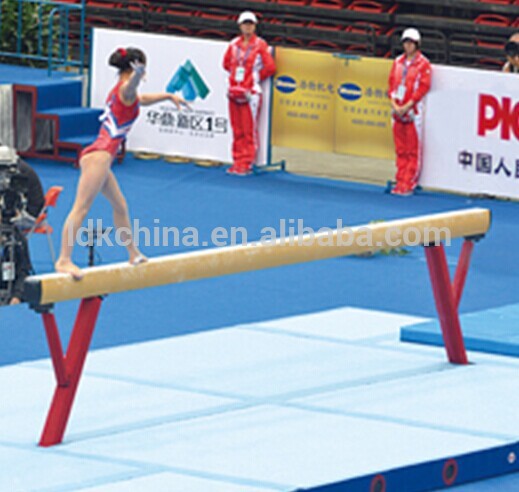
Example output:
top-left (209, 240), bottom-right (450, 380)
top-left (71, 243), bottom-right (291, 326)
top-left (25, 208), bottom-right (490, 306)
top-left (23, 207), bottom-right (490, 447)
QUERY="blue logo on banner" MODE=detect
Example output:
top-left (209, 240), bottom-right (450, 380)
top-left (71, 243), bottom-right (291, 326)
top-left (338, 83), bottom-right (362, 101)
top-left (275, 75), bottom-right (297, 94)
top-left (166, 60), bottom-right (210, 102)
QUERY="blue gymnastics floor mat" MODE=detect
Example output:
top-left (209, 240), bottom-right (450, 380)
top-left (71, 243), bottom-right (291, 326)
top-left (401, 303), bottom-right (519, 358)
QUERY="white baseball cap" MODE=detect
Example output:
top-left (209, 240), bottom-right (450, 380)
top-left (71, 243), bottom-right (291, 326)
top-left (401, 28), bottom-right (421, 43)
top-left (238, 11), bottom-right (258, 24)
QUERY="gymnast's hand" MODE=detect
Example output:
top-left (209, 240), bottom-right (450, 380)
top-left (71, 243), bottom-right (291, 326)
top-left (169, 94), bottom-right (192, 111)
top-left (130, 61), bottom-right (146, 79)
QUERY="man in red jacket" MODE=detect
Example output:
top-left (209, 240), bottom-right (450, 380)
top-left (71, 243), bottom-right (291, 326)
top-left (223, 11), bottom-right (276, 176)
top-left (388, 28), bottom-right (432, 195)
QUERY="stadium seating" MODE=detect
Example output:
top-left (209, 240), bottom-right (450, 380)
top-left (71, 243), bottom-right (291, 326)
top-left (64, 0), bottom-right (517, 71)
top-left (310, 0), bottom-right (347, 9)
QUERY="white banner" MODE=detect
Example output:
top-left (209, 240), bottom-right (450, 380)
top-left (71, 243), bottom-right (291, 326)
top-left (91, 28), bottom-right (272, 165)
top-left (421, 65), bottom-right (519, 199)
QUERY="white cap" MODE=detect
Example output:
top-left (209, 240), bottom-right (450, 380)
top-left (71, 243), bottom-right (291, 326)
top-left (238, 11), bottom-right (258, 24)
top-left (401, 28), bottom-right (421, 43)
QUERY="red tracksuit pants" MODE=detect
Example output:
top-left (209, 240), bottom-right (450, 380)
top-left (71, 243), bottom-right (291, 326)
top-left (392, 118), bottom-right (422, 191)
top-left (229, 94), bottom-right (261, 171)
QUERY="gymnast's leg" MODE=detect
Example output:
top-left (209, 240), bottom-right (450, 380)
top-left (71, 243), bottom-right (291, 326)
top-left (55, 151), bottom-right (112, 279)
top-left (101, 170), bottom-right (146, 265)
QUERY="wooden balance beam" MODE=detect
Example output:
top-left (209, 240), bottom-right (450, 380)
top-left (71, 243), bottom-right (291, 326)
top-left (23, 208), bottom-right (491, 446)
top-left (25, 208), bottom-right (490, 305)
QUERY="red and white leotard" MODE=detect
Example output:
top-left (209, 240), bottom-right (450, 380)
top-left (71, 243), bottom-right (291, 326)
top-left (80, 81), bottom-right (140, 160)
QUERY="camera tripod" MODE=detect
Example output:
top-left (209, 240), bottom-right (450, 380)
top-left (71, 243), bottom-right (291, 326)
top-left (82, 227), bottom-right (107, 267)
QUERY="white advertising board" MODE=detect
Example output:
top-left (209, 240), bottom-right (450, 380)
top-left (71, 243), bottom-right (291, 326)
top-left (421, 65), bottom-right (519, 199)
top-left (91, 28), bottom-right (272, 165)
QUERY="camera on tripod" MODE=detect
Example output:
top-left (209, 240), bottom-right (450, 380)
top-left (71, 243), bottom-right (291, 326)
top-left (0, 146), bottom-right (29, 224)
top-left (0, 146), bottom-right (30, 305)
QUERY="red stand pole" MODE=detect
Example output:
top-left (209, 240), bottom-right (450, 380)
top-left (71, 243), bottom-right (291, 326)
top-left (452, 240), bottom-right (474, 308)
top-left (424, 243), bottom-right (469, 365)
top-left (39, 297), bottom-right (102, 447)
top-left (42, 313), bottom-right (67, 386)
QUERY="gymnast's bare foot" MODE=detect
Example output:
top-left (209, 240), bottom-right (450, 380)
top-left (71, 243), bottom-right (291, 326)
top-left (55, 258), bottom-right (84, 280)
top-left (129, 251), bottom-right (148, 266)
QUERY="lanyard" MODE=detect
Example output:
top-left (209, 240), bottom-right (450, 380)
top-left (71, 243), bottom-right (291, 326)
top-left (237, 42), bottom-right (253, 67)
top-left (402, 62), bottom-right (409, 82)
top-left (401, 55), bottom-right (418, 83)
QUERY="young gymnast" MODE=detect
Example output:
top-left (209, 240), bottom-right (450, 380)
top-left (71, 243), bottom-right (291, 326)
top-left (55, 47), bottom-right (189, 279)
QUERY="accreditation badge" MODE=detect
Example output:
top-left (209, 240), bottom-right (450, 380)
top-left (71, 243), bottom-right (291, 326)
top-left (396, 84), bottom-right (406, 100)
top-left (235, 66), bottom-right (245, 83)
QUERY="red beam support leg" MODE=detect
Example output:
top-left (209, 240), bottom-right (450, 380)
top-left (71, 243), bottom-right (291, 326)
top-left (452, 240), bottom-right (474, 308)
top-left (42, 313), bottom-right (67, 386)
top-left (424, 244), bottom-right (468, 365)
top-left (39, 297), bottom-right (103, 447)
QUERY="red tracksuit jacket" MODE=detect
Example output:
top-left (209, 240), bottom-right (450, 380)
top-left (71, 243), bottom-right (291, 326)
top-left (388, 51), bottom-right (431, 119)
top-left (223, 34), bottom-right (276, 94)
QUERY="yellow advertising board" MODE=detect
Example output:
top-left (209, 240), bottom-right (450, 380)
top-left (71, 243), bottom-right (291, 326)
top-left (271, 48), bottom-right (394, 159)
top-left (334, 56), bottom-right (394, 159)
top-left (271, 47), bottom-right (336, 152)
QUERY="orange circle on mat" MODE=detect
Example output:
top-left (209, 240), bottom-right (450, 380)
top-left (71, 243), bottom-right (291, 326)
top-left (370, 474), bottom-right (386, 492)
top-left (442, 459), bottom-right (458, 485)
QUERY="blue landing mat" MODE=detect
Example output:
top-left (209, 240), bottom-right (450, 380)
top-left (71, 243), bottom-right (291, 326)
top-left (3, 307), bottom-right (517, 492)
top-left (308, 442), bottom-right (519, 492)
top-left (401, 304), bottom-right (519, 358)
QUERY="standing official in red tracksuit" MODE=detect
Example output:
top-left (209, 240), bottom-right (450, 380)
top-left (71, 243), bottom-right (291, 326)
top-left (223, 11), bottom-right (276, 176)
top-left (388, 28), bottom-right (432, 195)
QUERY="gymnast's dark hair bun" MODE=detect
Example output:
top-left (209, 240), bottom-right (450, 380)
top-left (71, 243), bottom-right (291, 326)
top-left (108, 47), bottom-right (147, 73)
